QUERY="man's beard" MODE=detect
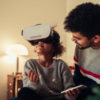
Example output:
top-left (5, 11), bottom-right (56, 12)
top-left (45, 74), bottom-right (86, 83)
top-left (77, 42), bottom-right (93, 50)
top-left (79, 45), bottom-right (91, 49)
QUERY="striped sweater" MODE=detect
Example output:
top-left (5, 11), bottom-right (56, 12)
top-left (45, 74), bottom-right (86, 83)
top-left (73, 46), bottom-right (100, 86)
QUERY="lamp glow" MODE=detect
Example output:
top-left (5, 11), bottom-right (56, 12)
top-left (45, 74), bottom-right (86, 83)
top-left (6, 44), bottom-right (28, 56)
top-left (6, 44), bottom-right (28, 74)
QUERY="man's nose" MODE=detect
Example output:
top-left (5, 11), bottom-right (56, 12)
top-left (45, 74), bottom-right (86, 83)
top-left (72, 37), bottom-right (76, 42)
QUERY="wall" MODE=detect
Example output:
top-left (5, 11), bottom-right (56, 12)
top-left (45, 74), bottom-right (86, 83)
top-left (1, 0), bottom-right (100, 100)
top-left (0, 0), bottom-right (66, 100)
top-left (65, 0), bottom-right (100, 66)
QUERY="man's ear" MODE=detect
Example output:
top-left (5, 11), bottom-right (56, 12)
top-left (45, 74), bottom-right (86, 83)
top-left (92, 35), bottom-right (100, 43)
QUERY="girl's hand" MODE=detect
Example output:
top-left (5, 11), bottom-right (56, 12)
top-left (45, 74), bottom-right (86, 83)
top-left (25, 70), bottom-right (39, 82)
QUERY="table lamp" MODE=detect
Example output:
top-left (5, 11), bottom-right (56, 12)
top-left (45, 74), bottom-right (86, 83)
top-left (6, 44), bottom-right (28, 75)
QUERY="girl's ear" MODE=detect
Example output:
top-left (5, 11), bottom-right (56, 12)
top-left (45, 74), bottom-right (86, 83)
top-left (92, 35), bottom-right (100, 43)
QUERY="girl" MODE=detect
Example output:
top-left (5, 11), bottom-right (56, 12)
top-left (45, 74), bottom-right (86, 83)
top-left (15, 24), bottom-right (75, 100)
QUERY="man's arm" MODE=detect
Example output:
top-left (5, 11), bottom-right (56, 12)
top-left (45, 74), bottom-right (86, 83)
top-left (73, 64), bottom-right (97, 86)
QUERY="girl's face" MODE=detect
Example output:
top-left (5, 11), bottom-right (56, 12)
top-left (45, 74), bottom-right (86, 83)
top-left (34, 41), bottom-right (54, 55)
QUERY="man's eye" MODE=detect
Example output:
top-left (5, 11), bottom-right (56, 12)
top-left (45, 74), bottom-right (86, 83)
top-left (75, 38), bottom-right (81, 40)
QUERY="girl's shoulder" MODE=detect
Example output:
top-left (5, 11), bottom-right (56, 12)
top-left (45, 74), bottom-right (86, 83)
top-left (25, 59), bottom-right (38, 64)
top-left (54, 59), bottom-right (68, 65)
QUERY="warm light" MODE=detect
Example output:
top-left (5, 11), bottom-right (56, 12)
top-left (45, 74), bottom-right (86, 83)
top-left (6, 44), bottom-right (28, 74)
top-left (6, 44), bottom-right (28, 56)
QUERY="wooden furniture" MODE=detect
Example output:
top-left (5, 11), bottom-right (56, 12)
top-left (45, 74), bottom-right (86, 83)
top-left (7, 73), bottom-right (23, 100)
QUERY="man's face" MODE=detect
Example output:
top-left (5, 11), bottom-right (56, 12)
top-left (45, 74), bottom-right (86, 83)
top-left (72, 32), bottom-right (93, 49)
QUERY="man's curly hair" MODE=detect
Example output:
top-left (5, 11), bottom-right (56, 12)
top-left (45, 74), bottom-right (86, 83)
top-left (64, 2), bottom-right (100, 39)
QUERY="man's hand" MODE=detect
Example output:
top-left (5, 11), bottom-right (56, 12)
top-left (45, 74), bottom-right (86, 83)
top-left (25, 70), bottom-right (39, 82)
top-left (66, 88), bottom-right (80, 98)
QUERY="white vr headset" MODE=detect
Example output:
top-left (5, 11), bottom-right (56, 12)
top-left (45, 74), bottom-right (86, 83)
top-left (22, 24), bottom-right (51, 41)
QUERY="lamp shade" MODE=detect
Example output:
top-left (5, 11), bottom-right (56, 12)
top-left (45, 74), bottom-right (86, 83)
top-left (6, 44), bottom-right (28, 56)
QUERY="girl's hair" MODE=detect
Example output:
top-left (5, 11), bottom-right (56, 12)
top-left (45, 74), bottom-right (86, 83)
top-left (51, 29), bottom-right (65, 57)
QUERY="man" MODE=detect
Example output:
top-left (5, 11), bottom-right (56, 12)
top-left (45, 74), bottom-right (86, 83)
top-left (64, 2), bottom-right (100, 98)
